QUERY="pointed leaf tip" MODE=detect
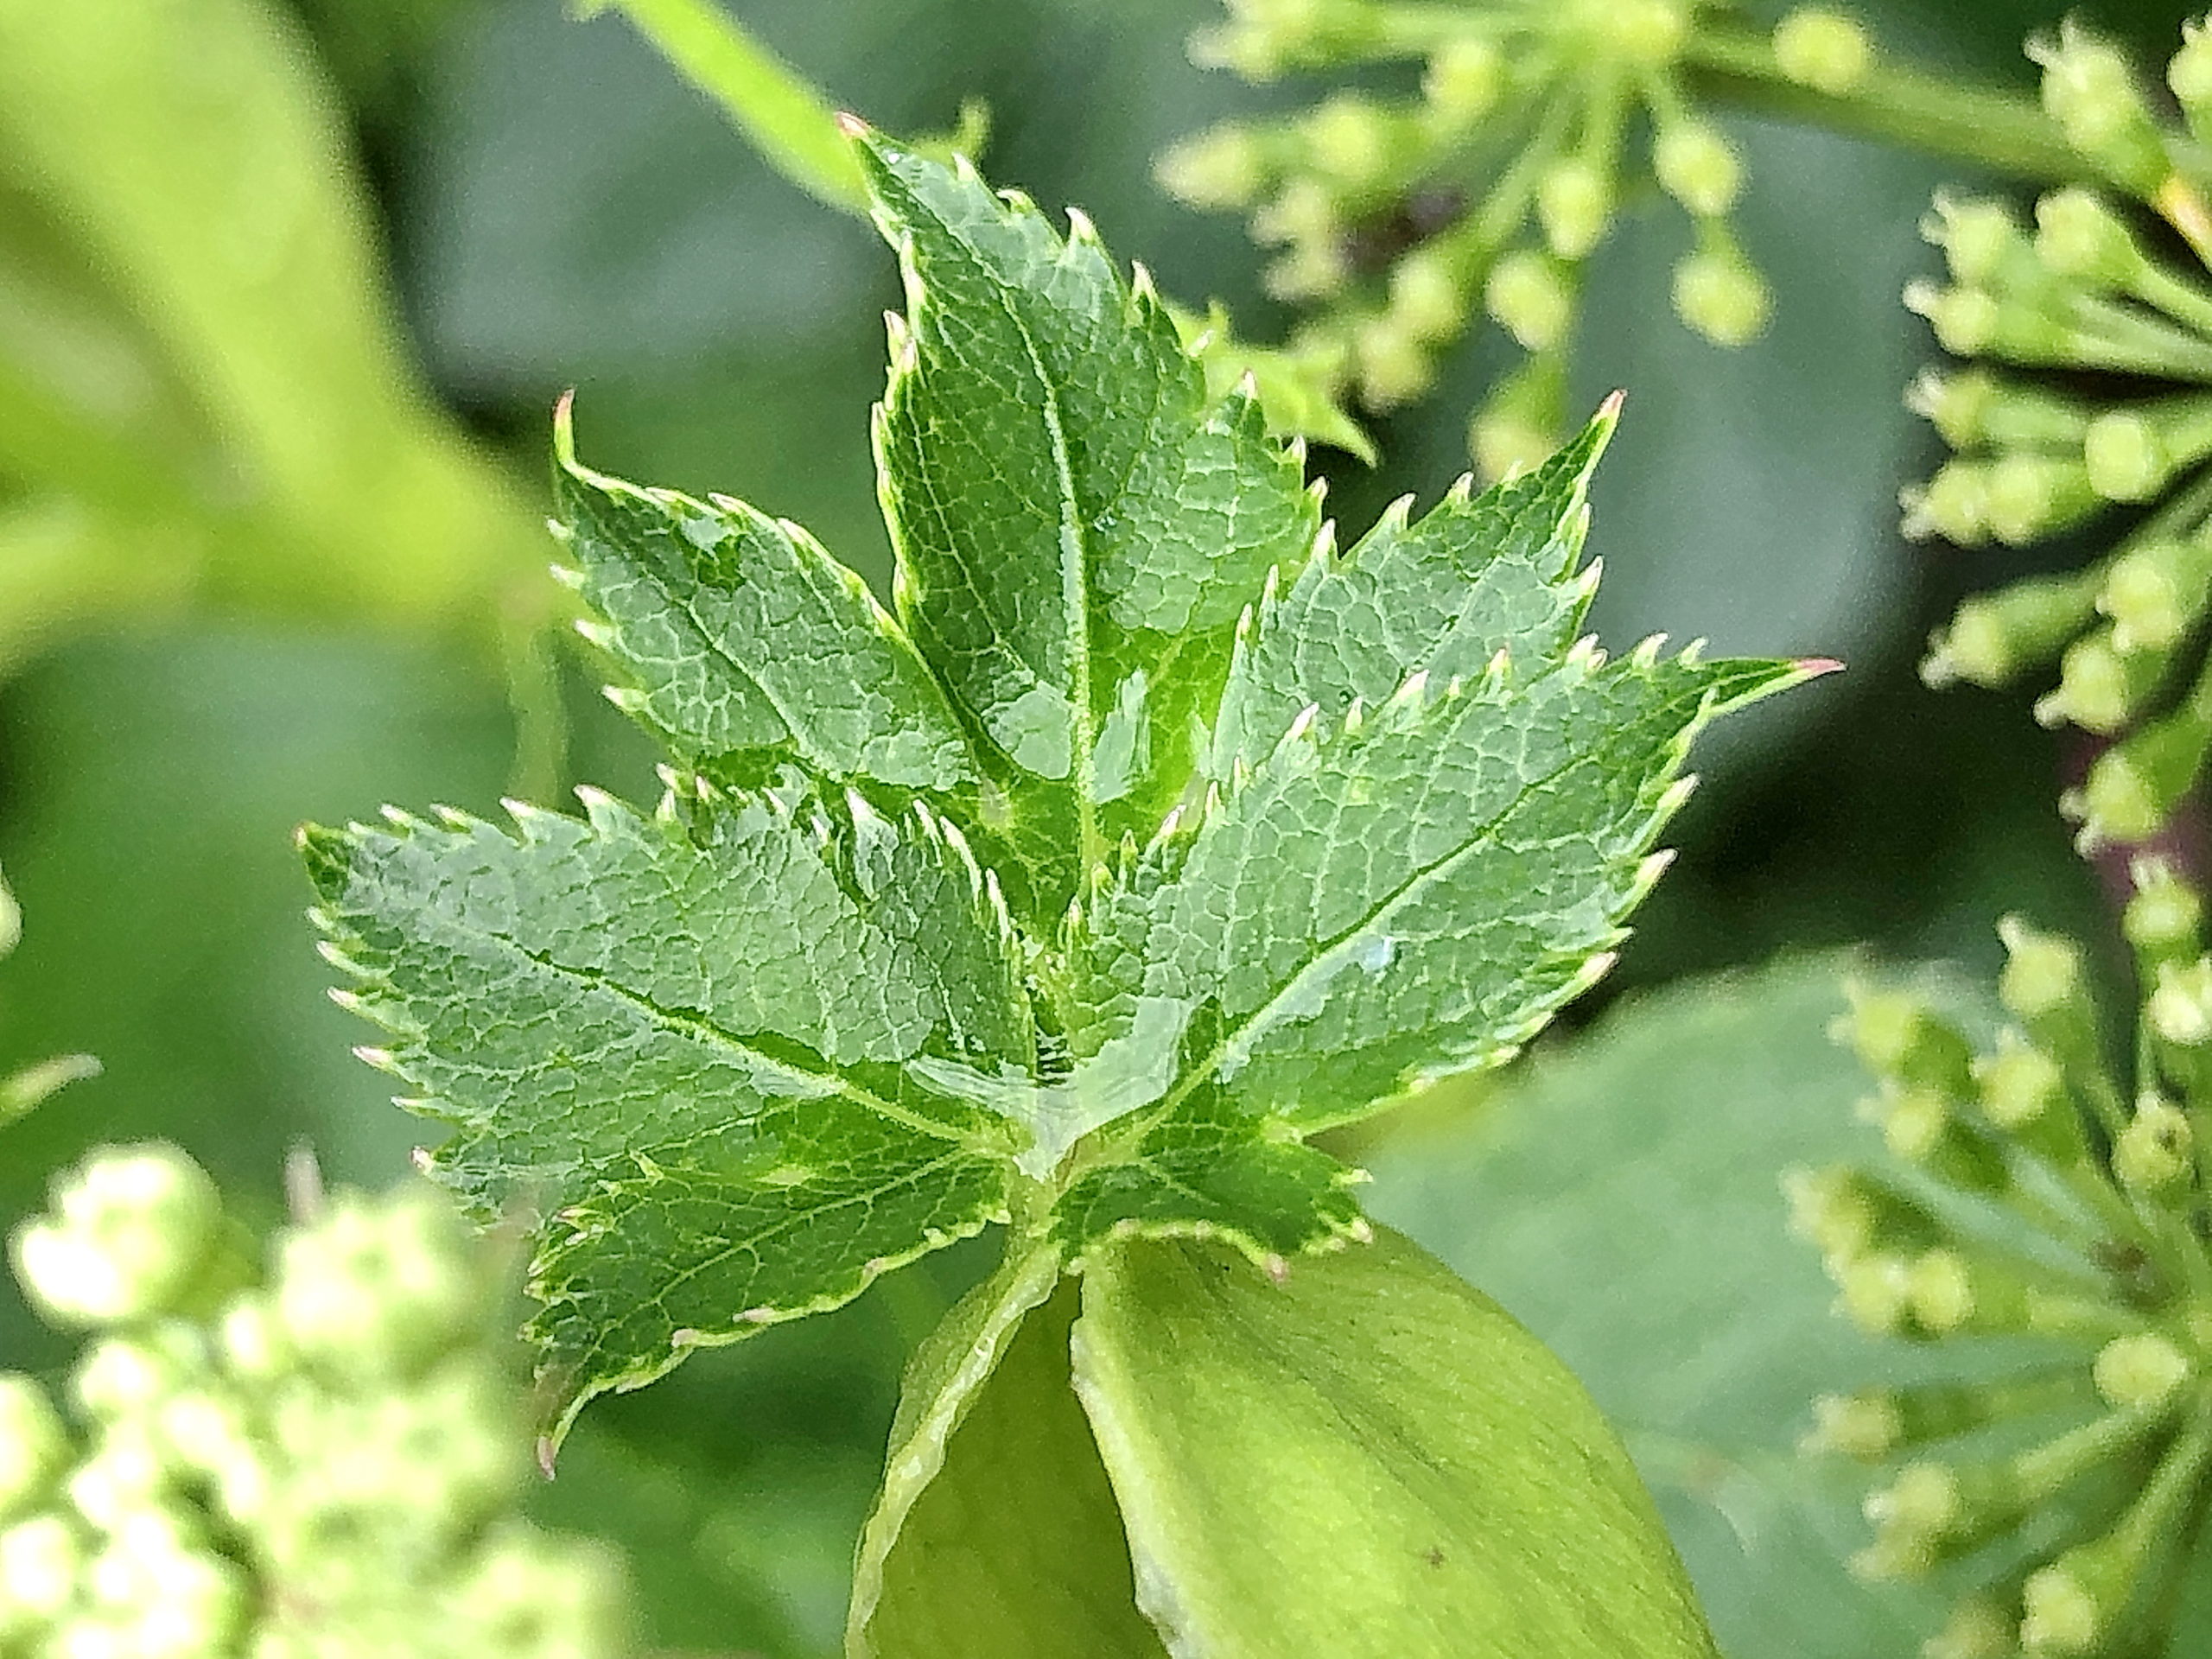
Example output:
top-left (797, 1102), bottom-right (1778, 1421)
top-left (835, 111), bottom-right (869, 139)
top-left (1795, 657), bottom-right (1847, 678)
top-left (1598, 388), bottom-right (1627, 419)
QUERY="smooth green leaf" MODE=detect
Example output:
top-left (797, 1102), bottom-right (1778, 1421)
top-left (1070, 1227), bottom-right (1719, 1659)
top-left (849, 1253), bottom-right (1165, 1659)
top-left (1363, 957), bottom-right (1969, 1658)
top-left (311, 135), bottom-right (1802, 1437)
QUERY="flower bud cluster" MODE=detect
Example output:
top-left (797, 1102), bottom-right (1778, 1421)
top-left (1161, 0), bottom-right (1827, 474)
top-left (1907, 23), bottom-right (2212, 852)
top-left (1795, 881), bottom-right (2212, 1657)
top-left (0, 1145), bottom-right (631, 1657)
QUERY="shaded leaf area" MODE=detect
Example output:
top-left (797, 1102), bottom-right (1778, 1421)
top-left (851, 1273), bottom-right (1166, 1659)
top-left (1363, 956), bottom-right (1965, 1658)
top-left (1070, 1229), bottom-right (1719, 1659)
top-left (310, 137), bottom-right (1796, 1436)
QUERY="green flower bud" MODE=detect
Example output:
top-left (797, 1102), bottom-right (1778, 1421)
top-left (1773, 8), bottom-right (1873, 95)
top-left (1836, 1250), bottom-right (1918, 1336)
top-left (1906, 1245), bottom-right (2114, 1338)
top-left (1922, 569), bottom-right (2101, 690)
top-left (2092, 1332), bottom-right (2192, 1410)
top-left (12, 1146), bottom-right (220, 1328)
top-left (1155, 124), bottom-right (1269, 210)
top-left (1484, 250), bottom-right (1573, 351)
top-left (2072, 700), bottom-right (2212, 844)
top-left (2033, 188), bottom-right (2145, 289)
top-left (2113, 1094), bottom-right (2192, 1192)
top-left (1352, 315), bottom-right (1433, 409)
top-left (2124, 857), bottom-right (2202, 960)
top-left (1997, 917), bottom-right (2088, 1025)
top-left (2102, 536), bottom-right (2212, 654)
top-left (1923, 194), bottom-right (2030, 289)
top-left (1386, 246), bottom-right (1465, 342)
top-left (0, 1513), bottom-right (80, 1632)
top-left (1899, 461), bottom-right (1991, 546)
top-left (2031, 22), bottom-right (2172, 196)
top-left (1983, 453), bottom-right (2095, 546)
top-left (1652, 121), bottom-right (1742, 216)
top-left (1671, 245), bottom-right (1771, 346)
top-left (2021, 1560), bottom-right (2102, 1655)
top-left (1189, 0), bottom-right (1378, 80)
top-left (2171, 20), bottom-right (2212, 144)
top-left (1469, 353), bottom-right (1564, 482)
top-left (1300, 92), bottom-right (1397, 191)
top-left (0, 1376), bottom-right (68, 1521)
top-left (1903, 278), bottom-right (2070, 361)
top-left (1783, 1164), bottom-right (1942, 1264)
top-left (2148, 957), bottom-right (2212, 1046)
top-left (1907, 368), bottom-right (2091, 450)
top-left (1806, 1390), bottom-right (1904, 1459)
top-left (2083, 409), bottom-right (2173, 502)
top-left (1973, 1034), bottom-right (2065, 1132)
top-left (1536, 157), bottom-right (1612, 260)
top-left (1423, 37), bottom-right (1503, 124)
top-left (2035, 627), bottom-right (2156, 734)
top-left (1925, 1599), bottom-right (2016, 1659)
top-left (1858, 1087), bottom-right (2007, 1192)
top-left (1838, 983), bottom-right (1974, 1095)
top-left (1864, 1459), bottom-right (1961, 1558)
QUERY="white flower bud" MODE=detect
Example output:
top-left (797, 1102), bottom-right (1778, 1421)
top-left (1485, 251), bottom-right (1573, 351)
top-left (0, 1513), bottom-right (81, 1631)
top-left (0, 1376), bottom-right (69, 1520)
top-left (12, 1145), bottom-right (219, 1328)
top-left (276, 1191), bottom-right (478, 1379)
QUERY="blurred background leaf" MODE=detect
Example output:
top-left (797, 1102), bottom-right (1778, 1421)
top-left (0, 0), bottom-right (2200, 1652)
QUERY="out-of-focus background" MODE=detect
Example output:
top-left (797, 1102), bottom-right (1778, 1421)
top-left (0, 1), bottom-right (2195, 1652)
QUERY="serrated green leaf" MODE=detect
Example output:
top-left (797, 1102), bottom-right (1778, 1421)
top-left (1208, 411), bottom-right (1610, 779)
top-left (860, 139), bottom-right (1319, 910)
top-left (1070, 1228), bottom-right (1720, 1658)
top-left (308, 134), bottom-right (1805, 1439)
top-left (302, 784), bottom-right (1029, 1430)
top-left (554, 402), bottom-right (976, 792)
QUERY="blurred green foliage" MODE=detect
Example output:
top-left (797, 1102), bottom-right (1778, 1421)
top-left (0, 0), bottom-right (2202, 1652)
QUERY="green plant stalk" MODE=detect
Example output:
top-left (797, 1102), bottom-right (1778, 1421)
top-left (1681, 24), bottom-right (2088, 184)
top-left (588, 0), bottom-right (871, 213)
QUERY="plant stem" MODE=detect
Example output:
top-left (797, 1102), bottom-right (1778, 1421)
top-left (1681, 24), bottom-right (2088, 184)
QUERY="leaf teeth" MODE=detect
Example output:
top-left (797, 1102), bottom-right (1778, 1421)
top-left (547, 562), bottom-right (585, 590)
top-left (352, 1045), bottom-right (399, 1073)
top-left (601, 685), bottom-right (648, 715)
top-left (573, 785), bottom-right (626, 836)
top-left (1656, 774), bottom-right (1700, 818)
top-left (1679, 637), bottom-right (1709, 666)
top-left (315, 941), bottom-right (360, 974)
top-left (1631, 848), bottom-right (1679, 900)
top-left (1285, 702), bottom-right (1321, 744)
top-left (1567, 951), bottom-right (1619, 997)
top-left (1202, 780), bottom-right (1224, 822)
top-left (1376, 493), bottom-right (1414, 535)
top-left (378, 805), bottom-right (424, 833)
top-left (1147, 804), bottom-right (1185, 854)
top-left (327, 988), bottom-right (369, 1015)
top-left (1572, 558), bottom-right (1604, 601)
top-left (1385, 670), bottom-right (1429, 716)
top-left (1065, 206), bottom-right (1102, 246)
top-left (1630, 632), bottom-right (1669, 670)
top-left (1341, 697), bottom-right (1365, 737)
top-left (573, 619), bottom-right (615, 652)
top-left (1444, 473), bottom-right (1476, 505)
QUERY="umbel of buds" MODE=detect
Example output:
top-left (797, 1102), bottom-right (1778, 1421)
top-left (1795, 863), bottom-right (2212, 1658)
top-left (1909, 22), bottom-right (2212, 854)
top-left (0, 1145), bottom-right (631, 1658)
top-left (1159, 0), bottom-right (1845, 474)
